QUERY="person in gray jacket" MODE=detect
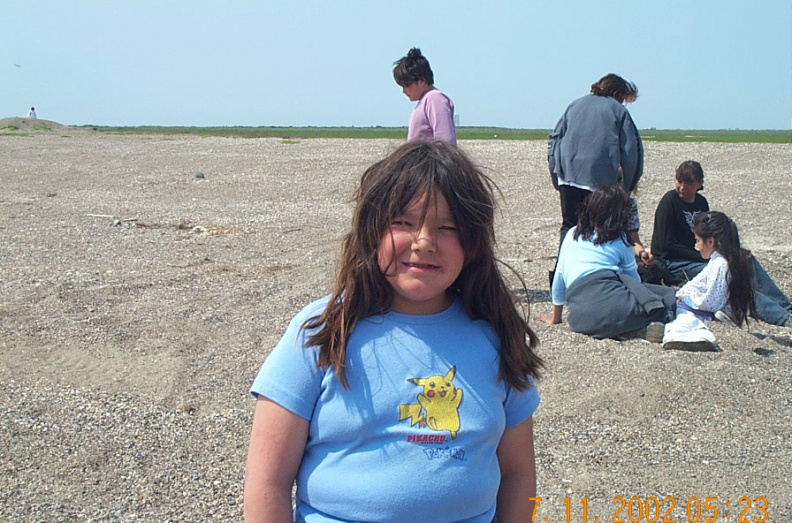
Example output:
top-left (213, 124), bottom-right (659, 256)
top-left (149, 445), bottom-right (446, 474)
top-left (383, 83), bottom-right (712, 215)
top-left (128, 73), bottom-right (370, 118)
top-left (547, 73), bottom-right (643, 286)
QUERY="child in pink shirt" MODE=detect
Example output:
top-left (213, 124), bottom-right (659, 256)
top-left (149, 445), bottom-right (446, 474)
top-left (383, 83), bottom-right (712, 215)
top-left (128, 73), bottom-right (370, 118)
top-left (393, 47), bottom-right (457, 146)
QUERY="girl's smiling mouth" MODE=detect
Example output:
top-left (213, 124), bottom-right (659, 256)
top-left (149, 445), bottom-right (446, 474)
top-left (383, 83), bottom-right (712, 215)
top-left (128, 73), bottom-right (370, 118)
top-left (404, 262), bottom-right (440, 270)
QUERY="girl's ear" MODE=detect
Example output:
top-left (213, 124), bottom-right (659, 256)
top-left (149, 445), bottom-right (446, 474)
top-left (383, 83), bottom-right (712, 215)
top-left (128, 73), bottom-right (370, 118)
top-left (705, 237), bottom-right (716, 248)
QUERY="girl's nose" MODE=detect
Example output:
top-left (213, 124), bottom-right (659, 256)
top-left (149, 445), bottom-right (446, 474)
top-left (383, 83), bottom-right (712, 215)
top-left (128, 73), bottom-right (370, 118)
top-left (412, 227), bottom-right (437, 251)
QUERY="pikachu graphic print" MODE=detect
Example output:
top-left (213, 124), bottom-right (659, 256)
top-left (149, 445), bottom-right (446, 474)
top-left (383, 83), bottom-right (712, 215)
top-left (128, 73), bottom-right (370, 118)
top-left (398, 366), bottom-right (463, 439)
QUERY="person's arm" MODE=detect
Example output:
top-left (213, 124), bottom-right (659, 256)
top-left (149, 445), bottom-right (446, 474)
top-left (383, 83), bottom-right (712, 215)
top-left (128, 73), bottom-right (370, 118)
top-left (628, 231), bottom-right (654, 269)
top-left (425, 91), bottom-right (457, 146)
top-left (539, 264), bottom-right (566, 324)
top-left (541, 235), bottom-right (569, 325)
top-left (618, 110), bottom-right (643, 192)
top-left (547, 114), bottom-right (566, 190)
top-left (538, 304), bottom-right (563, 325)
top-left (244, 397), bottom-right (310, 522)
top-left (677, 257), bottom-right (731, 312)
top-left (625, 195), bottom-right (654, 270)
top-left (496, 416), bottom-right (538, 522)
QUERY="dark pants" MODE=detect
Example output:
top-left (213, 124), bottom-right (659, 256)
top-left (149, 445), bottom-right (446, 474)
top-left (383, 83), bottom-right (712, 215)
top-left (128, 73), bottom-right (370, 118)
top-left (558, 185), bottom-right (592, 247)
top-left (550, 186), bottom-right (592, 287)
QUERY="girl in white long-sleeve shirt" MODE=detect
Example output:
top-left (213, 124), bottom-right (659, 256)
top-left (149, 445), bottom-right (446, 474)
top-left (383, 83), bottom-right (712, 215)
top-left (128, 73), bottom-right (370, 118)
top-left (663, 211), bottom-right (756, 351)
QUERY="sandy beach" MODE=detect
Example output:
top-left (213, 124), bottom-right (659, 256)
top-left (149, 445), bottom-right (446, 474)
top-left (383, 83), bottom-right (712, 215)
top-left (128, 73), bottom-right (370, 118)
top-left (1, 118), bottom-right (791, 521)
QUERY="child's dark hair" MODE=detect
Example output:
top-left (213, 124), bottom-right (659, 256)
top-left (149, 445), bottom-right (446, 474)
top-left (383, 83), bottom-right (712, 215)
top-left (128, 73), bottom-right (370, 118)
top-left (574, 184), bottom-right (633, 246)
top-left (393, 48), bottom-right (434, 87)
top-left (675, 160), bottom-right (705, 190)
top-left (693, 211), bottom-right (756, 325)
top-left (304, 140), bottom-right (543, 390)
top-left (590, 73), bottom-right (638, 104)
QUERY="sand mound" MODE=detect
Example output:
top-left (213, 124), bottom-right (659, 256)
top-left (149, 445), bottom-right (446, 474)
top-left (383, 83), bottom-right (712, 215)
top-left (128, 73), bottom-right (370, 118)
top-left (0, 116), bottom-right (73, 134)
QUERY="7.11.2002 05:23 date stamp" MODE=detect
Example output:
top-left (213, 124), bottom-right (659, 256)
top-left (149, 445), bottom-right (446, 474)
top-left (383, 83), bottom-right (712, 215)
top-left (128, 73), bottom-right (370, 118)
top-left (529, 495), bottom-right (769, 523)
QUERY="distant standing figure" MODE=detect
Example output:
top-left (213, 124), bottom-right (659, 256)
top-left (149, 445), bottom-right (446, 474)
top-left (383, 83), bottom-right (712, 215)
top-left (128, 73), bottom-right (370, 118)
top-left (393, 47), bottom-right (457, 146)
top-left (547, 74), bottom-right (643, 252)
top-left (28, 107), bottom-right (36, 119)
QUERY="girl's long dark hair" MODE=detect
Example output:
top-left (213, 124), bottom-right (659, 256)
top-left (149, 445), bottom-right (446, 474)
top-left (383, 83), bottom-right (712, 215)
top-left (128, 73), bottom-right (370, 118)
top-left (303, 140), bottom-right (543, 390)
top-left (693, 211), bottom-right (757, 325)
top-left (574, 184), bottom-right (633, 246)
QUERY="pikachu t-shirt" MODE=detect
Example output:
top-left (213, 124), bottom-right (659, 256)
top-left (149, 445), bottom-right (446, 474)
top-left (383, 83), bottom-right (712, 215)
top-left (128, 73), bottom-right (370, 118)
top-left (251, 295), bottom-right (540, 523)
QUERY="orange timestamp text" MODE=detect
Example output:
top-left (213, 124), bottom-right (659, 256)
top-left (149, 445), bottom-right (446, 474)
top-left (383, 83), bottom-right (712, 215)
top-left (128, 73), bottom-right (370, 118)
top-left (529, 495), bottom-right (770, 523)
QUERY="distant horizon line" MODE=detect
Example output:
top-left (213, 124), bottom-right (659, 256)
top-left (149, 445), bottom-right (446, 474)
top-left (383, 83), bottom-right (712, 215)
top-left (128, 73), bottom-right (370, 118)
top-left (2, 118), bottom-right (789, 143)
top-left (1, 117), bottom-right (790, 133)
top-left (83, 124), bottom-right (791, 132)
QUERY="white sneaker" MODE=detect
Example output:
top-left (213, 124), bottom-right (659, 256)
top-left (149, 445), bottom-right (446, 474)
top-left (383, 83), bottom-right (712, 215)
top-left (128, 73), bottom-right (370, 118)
top-left (714, 310), bottom-right (737, 328)
top-left (663, 340), bottom-right (718, 352)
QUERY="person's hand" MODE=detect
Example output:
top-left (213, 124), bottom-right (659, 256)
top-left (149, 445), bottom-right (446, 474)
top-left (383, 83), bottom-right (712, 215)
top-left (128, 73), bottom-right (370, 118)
top-left (538, 312), bottom-right (559, 325)
top-left (638, 250), bottom-right (654, 270)
top-left (676, 295), bottom-right (683, 303)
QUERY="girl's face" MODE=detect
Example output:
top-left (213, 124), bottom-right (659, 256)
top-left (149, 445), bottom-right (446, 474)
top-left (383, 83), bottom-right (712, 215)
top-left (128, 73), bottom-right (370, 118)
top-left (674, 178), bottom-right (703, 203)
top-left (694, 234), bottom-right (716, 259)
top-left (378, 191), bottom-right (465, 315)
top-left (402, 79), bottom-right (430, 102)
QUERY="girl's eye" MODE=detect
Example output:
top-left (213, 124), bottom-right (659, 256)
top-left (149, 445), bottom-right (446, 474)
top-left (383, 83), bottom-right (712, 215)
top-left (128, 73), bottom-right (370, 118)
top-left (439, 225), bottom-right (458, 231)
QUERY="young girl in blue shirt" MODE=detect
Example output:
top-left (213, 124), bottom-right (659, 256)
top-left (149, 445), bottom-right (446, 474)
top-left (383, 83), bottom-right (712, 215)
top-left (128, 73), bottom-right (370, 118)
top-left (244, 140), bottom-right (543, 522)
top-left (539, 184), bottom-right (675, 340)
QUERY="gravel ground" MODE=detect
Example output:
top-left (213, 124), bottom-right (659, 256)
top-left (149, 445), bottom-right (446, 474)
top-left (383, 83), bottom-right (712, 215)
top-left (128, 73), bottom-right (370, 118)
top-left (1, 119), bottom-right (791, 521)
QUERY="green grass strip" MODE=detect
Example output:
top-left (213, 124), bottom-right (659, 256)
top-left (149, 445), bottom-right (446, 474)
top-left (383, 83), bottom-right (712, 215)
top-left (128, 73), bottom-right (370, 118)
top-left (76, 126), bottom-right (791, 143)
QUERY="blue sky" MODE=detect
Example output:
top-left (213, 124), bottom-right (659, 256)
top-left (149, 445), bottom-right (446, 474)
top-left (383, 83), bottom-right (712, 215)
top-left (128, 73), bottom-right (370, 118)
top-left (2, 1), bottom-right (790, 129)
